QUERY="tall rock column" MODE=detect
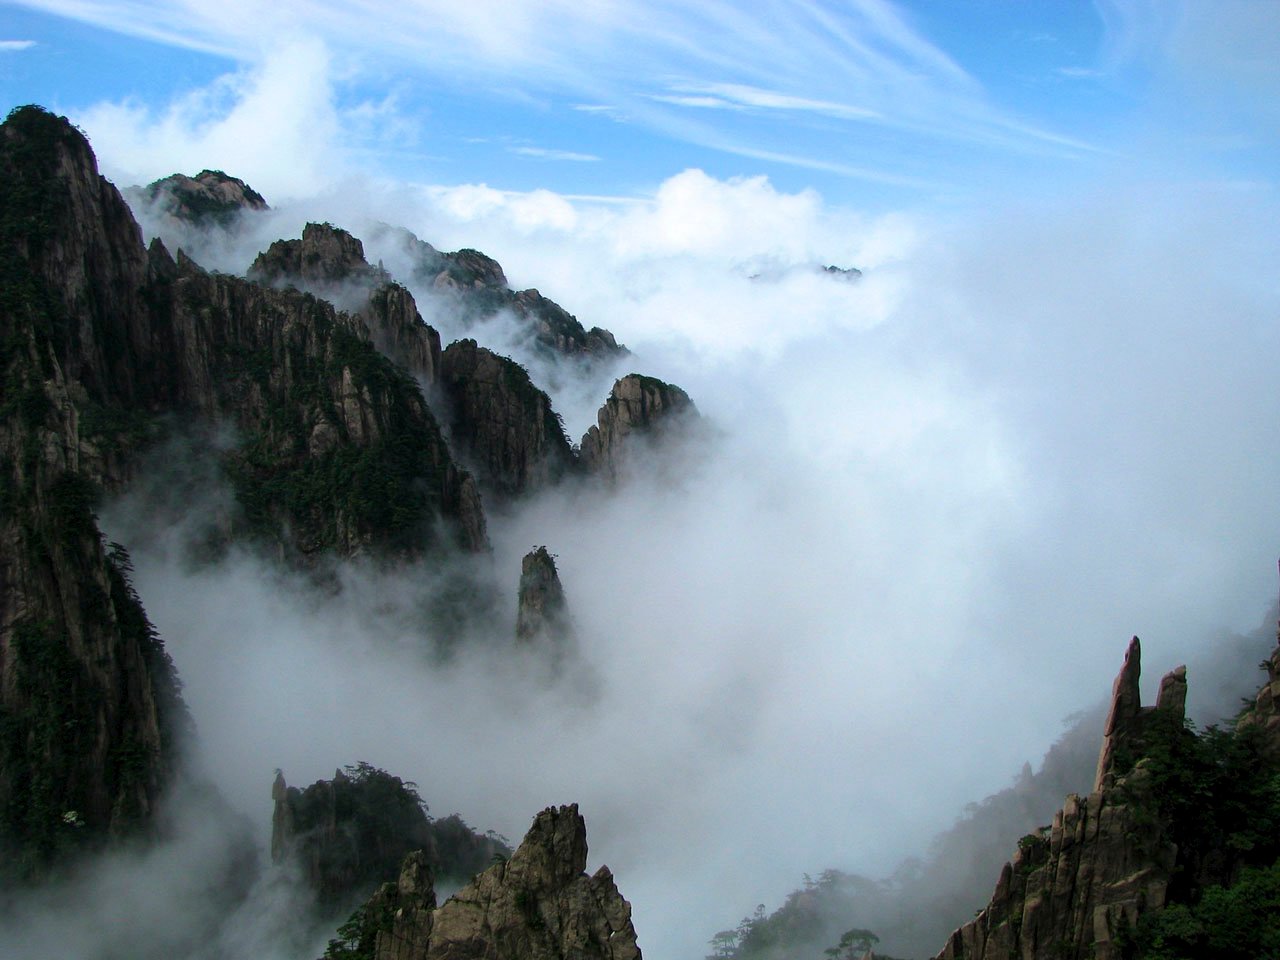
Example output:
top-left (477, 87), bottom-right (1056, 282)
top-left (935, 639), bottom-right (1187, 960)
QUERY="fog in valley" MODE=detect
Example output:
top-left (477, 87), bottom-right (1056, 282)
top-left (5, 40), bottom-right (1280, 960)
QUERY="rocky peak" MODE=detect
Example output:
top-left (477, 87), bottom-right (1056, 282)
top-left (439, 339), bottom-right (576, 498)
top-left (366, 222), bottom-right (626, 362)
top-left (1093, 636), bottom-right (1187, 791)
top-left (935, 639), bottom-right (1187, 960)
top-left (509, 287), bottom-right (627, 360)
top-left (579, 374), bottom-right (698, 482)
top-left (516, 547), bottom-right (572, 646)
top-left (252, 221), bottom-right (379, 288)
top-left (251, 222), bottom-right (443, 384)
top-left (143, 169), bottom-right (268, 227)
top-left (329, 804), bottom-right (641, 960)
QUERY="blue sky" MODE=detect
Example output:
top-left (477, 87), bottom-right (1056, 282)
top-left (2, 0), bottom-right (1277, 210)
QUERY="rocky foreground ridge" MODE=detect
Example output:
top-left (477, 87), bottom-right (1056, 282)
top-left (327, 804), bottom-right (641, 960)
top-left (934, 634), bottom-right (1280, 960)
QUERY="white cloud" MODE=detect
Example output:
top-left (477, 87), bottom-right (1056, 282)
top-left (73, 37), bottom-right (346, 199)
top-left (510, 145), bottom-right (602, 162)
top-left (99, 163), bottom-right (1280, 960)
top-left (672, 81), bottom-right (883, 120)
top-left (0, 39), bottom-right (37, 51)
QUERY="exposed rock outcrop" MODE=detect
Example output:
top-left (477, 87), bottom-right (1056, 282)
top-left (366, 223), bottom-right (627, 362)
top-left (516, 547), bottom-right (572, 645)
top-left (579, 374), bottom-right (698, 483)
top-left (934, 641), bottom-right (1189, 960)
top-left (439, 340), bottom-right (576, 498)
top-left (251, 222), bottom-right (443, 385)
top-left (1093, 637), bottom-right (1187, 791)
top-left (146, 244), bottom-right (484, 558)
top-left (1238, 625), bottom-right (1280, 753)
top-left (272, 765), bottom-right (509, 916)
top-left (333, 804), bottom-right (641, 960)
top-left (142, 169), bottom-right (268, 227)
top-left (252, 221), bottom-right (379, 289)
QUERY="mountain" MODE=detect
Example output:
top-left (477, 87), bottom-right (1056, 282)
top-left (0, 105), bottom-right (190, 877)
top-left (361, 223), bottom-right (626, 363)
top-left (579, 374), bottom-right (698, 483)
top-left (0, 104), bottom-right (696, 892)
top-left (140, 169), bottom-right (268, 228)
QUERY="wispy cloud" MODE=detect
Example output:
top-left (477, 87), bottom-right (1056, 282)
top-left (0, 39), bottom-right (37, 51)
top-left (656, 82), bottom-right (882, 120)
top-left (649, 94), bottom-right (740, 110)
top-left (1055, 66), bottom-right (1105, 79)
top-left (13, 0), bottom-right (1103, 190)
top-left (510, 145), bottom-right (601, 162)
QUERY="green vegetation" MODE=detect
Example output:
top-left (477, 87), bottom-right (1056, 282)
top-left (321, 894), bottom-right (396, 960)
top-left (1114, 704), bottom-right (1280, 958)
top-left (227, 324), bottom-right (453, 555)
top-left (706, 872), bottom-right (897, 960)
top-left (1124, 861), bottom-right (1280, 959)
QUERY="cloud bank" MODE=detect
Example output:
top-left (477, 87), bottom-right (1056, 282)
top-left (86, 148), bottom-right (1280, 960)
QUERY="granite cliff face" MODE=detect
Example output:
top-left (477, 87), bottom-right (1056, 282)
top-left (252, 222), bottom-right (444, 386)
top-left (579, 374), bottom-right (697, 483)
top-left (0, 106), bottom-right (187, 876)
top-left (329, 804), bottom-right (641, 960)
top-left (934, 634), bottom-right (1280, 960)
top-left (440, 340), bottom-right (576, 499)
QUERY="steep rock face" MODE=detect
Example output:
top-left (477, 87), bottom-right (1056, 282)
top-left (935, 640), bottom-right (1189, 960)
top-left (578, 374), bottom-right (697, 483)
top-left (337, 804), bottom-right (641, 960)
top-left (252, 221), bottom-right (376, 288)
top-left (252, 223), bottom-right (443, 385)
top-left (0, 105), bottom-right (187, 876)
top-left (439, 339), bottom-right (575, 498)
top-left (273, 766), bottom-right (509, 916)
top-left (367, 223), bottom-right (626, 362)
top-left (1239, 628), bottom-right (1280, 753)
top-left (361, 850), bottom-right (439, 960)
top-left (509, 288), bottom-right (622, 359)
top-left (147, 246), bottom-right (484, 557)
top-left (142, 169), bottom-right (267, 227)
top-left (516, 547), bottom-right (571, 645)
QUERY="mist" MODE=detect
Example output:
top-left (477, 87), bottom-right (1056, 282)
top-left (0, 39), bottom-right (1274, 949)
top-left (43, 147), bottom-right (1272, 960)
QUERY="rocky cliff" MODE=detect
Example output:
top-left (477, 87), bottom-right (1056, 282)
top-left (516, 547), bottom-right (572, 646)
top-left (439, 340), bottom-right (576, 499)
top-left (579, 374), bottom-right (697, 483)
top-left (272, 765), bottom-right (509, 917)
top-left (0, 105), bottom-right (190, 877)
top-left (325, 804), bottom-right (641, 960)
top-left (366, 223), bottom-right (626, 362)
top-left (141, 169), bottom-right (268, 228)
top-left (0, 105), bottom-right (496, 875)
top-left (252, 222), bottom-right (444, 386)
top-left (934, 634), bottom-right (1280, 960)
